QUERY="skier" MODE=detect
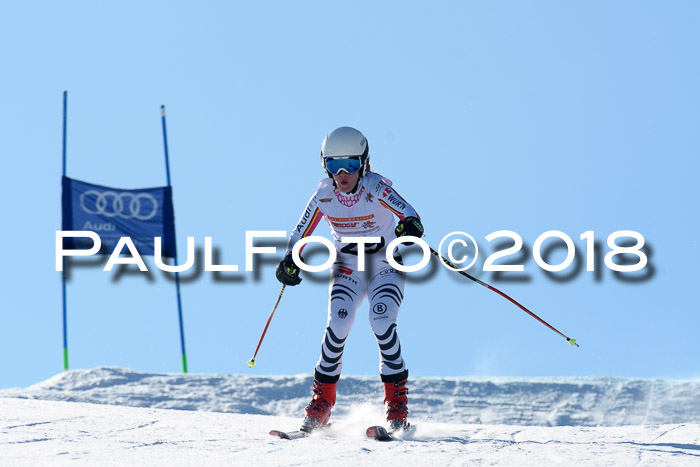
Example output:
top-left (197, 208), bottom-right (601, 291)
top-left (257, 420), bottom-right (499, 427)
top-left (275, 126), bottom-right (424, 433)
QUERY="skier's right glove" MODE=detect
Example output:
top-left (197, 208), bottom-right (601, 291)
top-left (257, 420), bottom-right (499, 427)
top-left (276, 253), bottom-right (303, 286)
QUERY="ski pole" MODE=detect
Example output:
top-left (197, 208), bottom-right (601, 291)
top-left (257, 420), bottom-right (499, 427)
top-left (429, 247), bottom-right (579, 347)
top-left (248, 285), bottom-right (287, 367)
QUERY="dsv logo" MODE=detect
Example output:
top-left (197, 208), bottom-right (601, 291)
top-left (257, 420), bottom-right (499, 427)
top-left (80, 190), bottom-right (159, 221)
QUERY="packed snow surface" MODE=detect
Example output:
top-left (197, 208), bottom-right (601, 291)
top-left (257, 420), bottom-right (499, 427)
top-left (2, 367), bottom-right (700, 465)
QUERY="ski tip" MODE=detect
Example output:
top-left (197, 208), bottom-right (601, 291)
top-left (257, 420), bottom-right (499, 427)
top-left (366, 425), bottom-right (394, 441)
top-left (269, 428), bottom-right (312, 440)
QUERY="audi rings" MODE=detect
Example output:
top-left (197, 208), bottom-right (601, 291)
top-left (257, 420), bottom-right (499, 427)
top-left (79, 190), bottom-right (159, 221)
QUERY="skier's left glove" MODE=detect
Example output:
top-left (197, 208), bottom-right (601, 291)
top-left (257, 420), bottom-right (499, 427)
top-left (276, 253), bottom-right (303, 286)
top-left (395, 216), bottom-right (424, 239)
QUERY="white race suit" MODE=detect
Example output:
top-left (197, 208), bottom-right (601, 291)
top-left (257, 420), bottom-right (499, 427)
top-left (285, 171), bottom-right (420, 382)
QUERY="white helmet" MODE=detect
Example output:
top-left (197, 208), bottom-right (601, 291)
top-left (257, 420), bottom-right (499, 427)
top-left (320, 126), bottom-right (370, 176)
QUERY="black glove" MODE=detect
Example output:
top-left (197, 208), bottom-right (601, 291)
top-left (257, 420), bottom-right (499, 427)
top-left (276, 253), bottom-right (303, 286)
top-left (395, 216), bottom-right (424, 239)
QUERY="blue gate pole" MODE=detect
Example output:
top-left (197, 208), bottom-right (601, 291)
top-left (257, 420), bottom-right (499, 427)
top-left (161, 105), bottom-right (188, 373)
top-left (62, 91), bottom-right (69, 371)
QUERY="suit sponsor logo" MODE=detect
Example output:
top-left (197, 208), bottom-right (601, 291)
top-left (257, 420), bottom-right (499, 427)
top-left (327, 215), bottom-right (374, 222)
top-left (328, 214), bottom-right (375, 231)
top-left (334, 273), bottom-right (358, 285)
top-left (295, 206), bottom-right (313, 233)
top-left (379, 267), bottom-right (402, 277)
top-left (387, 194), bottom-right (406, 211)
top-left (332, 222), bottom-right (358, 228)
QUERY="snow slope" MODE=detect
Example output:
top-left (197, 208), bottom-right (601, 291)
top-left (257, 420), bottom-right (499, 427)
top-left (4, 367), bottom-right (700, 426)
top-left (2, 367), bottom-right (700, 465)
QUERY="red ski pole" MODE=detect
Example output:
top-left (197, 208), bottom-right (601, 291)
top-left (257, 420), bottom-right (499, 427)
top-left (430, 247), bottom-right (579, 347)
top-left (248, 285), bottom-right (287, 367)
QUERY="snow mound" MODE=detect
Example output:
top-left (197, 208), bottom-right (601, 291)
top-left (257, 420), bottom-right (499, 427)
top-left (2, 367), bottom-right (700, 427)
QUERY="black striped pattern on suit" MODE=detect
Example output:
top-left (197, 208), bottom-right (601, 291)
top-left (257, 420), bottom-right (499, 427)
top-left (330, 283), bottom-right (357, 303)
top-left (371, 283), bottom-right (403, 307)
top-left (374, 323), bottom-right (405, 371)
top-left (319, 326), bottom-right (347, 374)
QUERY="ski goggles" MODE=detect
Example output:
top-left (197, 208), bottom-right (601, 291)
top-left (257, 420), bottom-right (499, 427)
top-left (324, 156), bottom-right (362, 175)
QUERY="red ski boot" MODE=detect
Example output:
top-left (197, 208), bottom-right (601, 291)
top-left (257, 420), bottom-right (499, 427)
top-left (382, 370), bottom-right (409, 432)
top-left (301, 374), bottom-right (337, 432)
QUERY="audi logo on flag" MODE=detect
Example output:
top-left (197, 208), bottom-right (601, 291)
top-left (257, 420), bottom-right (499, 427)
top-left (79, 190), bottom-right (159, 221)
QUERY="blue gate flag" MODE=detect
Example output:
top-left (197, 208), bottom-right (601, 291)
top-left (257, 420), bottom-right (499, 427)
top-left (62, 176), bottom-right (177, 257)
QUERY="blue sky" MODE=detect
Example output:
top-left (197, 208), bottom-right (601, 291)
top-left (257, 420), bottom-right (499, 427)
top-left (1, 1), bottom-right (699, 389)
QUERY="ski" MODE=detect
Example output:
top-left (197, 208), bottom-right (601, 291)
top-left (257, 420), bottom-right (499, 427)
top-left (366, 425), bottom-right (395, 441)
top-left (366, 424), bottom-right (414, 441)
top-left (269, 429), bottom-right (310, 440)
top-left (269, 423), bottom-right (331, 440)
